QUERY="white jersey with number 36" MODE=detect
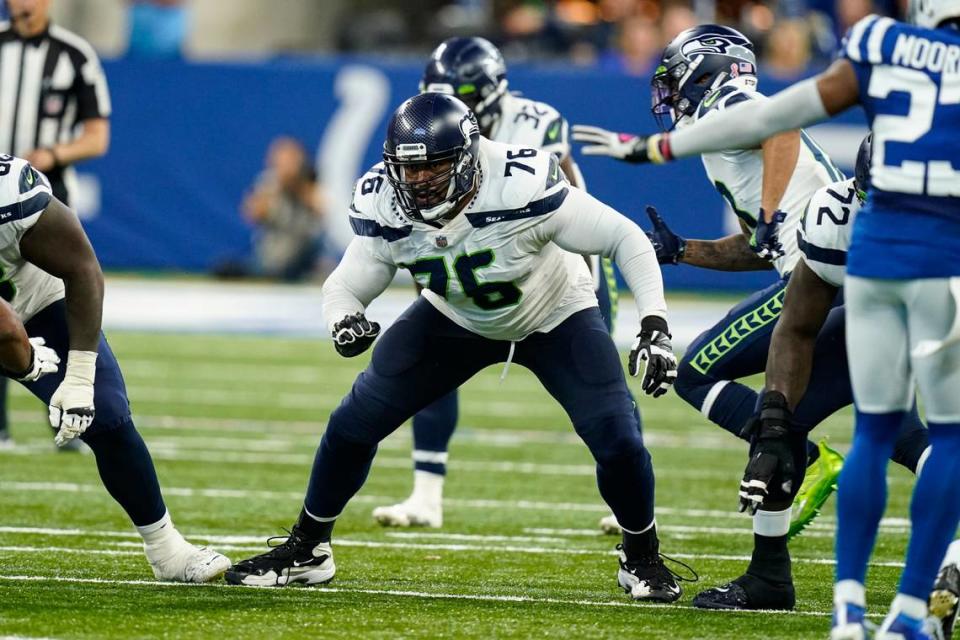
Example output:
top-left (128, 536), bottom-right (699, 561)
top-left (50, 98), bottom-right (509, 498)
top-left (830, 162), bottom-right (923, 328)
top-left (0, 156), bottom-right (65, 321)
top-left (490, 93), bottom-right (570, 161)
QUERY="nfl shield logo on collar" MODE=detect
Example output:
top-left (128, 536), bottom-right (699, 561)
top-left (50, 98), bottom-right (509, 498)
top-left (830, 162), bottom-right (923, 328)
top-left (435, 236), bottom-right (448, 248)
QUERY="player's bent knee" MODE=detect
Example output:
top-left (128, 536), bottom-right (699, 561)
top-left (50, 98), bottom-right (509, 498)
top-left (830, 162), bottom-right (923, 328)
top-left (577, 413), bottom-right (648, 467)
top-left (672, 360), bottom-right (713, 407)
top-left (326, 403), bottom-right (387, 447)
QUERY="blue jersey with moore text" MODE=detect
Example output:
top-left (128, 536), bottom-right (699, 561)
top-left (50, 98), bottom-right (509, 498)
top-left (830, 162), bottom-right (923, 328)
top-left (840, 16), bottom-right (960, 278)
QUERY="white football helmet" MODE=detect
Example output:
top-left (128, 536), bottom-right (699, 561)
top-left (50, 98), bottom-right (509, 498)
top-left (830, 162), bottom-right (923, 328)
top-left (909, 0), bottom-right (960, 28)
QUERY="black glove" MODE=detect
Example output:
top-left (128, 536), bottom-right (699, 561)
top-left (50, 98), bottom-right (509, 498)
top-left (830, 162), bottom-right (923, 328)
top-left (738, 390), bottom-right (796, 515)
top-left (628, 316), bottom-right (677, 398)
top-left (645, 206), bottom-right (687, 265)
top-left (749, 208), bottom-right (787, 260)
top-left (332, 312), bottom-right (381, 357)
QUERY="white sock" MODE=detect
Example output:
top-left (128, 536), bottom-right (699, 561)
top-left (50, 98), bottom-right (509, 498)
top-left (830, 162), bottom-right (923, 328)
top-left (835, 579), bottom-right (866, 608)
top-left (754, 507), bottom-right (791, 537)
top-left (137, 511), bottom-right (180, 549)
top-left (411, 470), bottom-right (444, 506)
top-left (941, 539), bottom-right (960, 570)
top-left (890, 593), bottom-right (928, 621)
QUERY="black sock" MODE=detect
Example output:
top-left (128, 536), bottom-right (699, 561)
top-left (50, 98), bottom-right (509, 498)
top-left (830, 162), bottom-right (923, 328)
top-left (746, 533), bottom-right (792, 585)
top-left (295, 508), bottom-right (335, 542)
top-left (622, 526), bottom-right (658, 561)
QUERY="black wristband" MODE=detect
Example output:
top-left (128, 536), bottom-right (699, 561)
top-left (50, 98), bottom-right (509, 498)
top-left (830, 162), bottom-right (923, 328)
top-left (640, 315), bottom-right (670, 336)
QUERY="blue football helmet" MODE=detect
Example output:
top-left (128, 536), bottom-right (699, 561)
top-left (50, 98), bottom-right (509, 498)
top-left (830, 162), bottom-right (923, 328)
top-left (651, 25), bottom-right (757, 131)
top-left (420, 37), bottom-right (508, 134)
top-left (854, 133), bottom-right (872, 203)
top-left (383, 93), bottom-right (481, 222)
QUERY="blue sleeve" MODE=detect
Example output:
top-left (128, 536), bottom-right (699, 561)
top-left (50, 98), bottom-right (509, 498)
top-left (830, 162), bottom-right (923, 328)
top-left (838, 15), bottom-right (899, 112)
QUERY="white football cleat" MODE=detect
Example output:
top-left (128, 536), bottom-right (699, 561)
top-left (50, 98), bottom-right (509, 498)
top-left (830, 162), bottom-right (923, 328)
top-left (372, 498), bottom-right (442, 528)
top-left (147, 538), bottom-right (231, 583)
top-left (599, 514), bottom-right (622, 535)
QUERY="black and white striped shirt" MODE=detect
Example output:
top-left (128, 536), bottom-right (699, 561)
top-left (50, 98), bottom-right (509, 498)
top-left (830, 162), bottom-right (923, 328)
top-left (0, 22), bottom-right (110, 202)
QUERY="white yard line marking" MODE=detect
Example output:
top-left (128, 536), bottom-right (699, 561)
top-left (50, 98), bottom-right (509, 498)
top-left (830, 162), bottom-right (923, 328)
top-left (1, 482), bottom-right (922, 529)
top-left (0, 528), bottom-right (907, 568)
top-left (0, 573), bottom-right (831, 617)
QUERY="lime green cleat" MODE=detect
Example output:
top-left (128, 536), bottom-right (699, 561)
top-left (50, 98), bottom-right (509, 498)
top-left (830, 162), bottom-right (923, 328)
top-left (788, 439), bottom-right (845, 541)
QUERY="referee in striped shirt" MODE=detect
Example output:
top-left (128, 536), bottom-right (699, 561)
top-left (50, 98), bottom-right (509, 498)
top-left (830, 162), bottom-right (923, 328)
top-left (1, 0), bottom-right (110, 205)
top-left (0, 0), bottom-right (110, 448)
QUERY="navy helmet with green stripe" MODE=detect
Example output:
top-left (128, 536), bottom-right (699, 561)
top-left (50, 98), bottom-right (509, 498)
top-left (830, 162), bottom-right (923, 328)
top-left (420, 37), bottom-right (508, 135)
top-left (651, 25), bottom-right (756, 131)
top-left (383, 93), bottom-right (481, 223)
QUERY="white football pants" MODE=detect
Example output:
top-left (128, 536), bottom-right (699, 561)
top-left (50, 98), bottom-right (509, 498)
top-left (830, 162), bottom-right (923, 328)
top-left (846, 275), bottom-right (960, 422)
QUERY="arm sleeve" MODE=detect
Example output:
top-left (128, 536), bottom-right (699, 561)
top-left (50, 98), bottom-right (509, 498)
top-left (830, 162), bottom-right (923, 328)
top-left (535, 187), bottom-right (667, 321)
top-left (321, 237), bottom-right (397, 332)
top-left (668, 79), bottom-right (828, 159)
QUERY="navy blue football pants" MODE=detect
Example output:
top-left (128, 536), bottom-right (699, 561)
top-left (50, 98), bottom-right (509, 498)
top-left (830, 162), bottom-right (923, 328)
top-left (411, 270), bottom-right (620, 475)
top-left (675, 278), bottom-right (928, 480)
top-left (17, 300), bottom-right (166, 526)
top-left (305, 298), bottom-right (655, 531)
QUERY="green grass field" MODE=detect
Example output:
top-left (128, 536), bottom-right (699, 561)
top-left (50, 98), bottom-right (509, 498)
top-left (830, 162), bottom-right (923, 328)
top-left (0, 331), bottom-right (917, 639)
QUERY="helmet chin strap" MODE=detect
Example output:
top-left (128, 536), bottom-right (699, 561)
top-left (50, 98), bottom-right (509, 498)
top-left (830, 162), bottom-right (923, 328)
top-left (418, 170), bottom-right (478, 225)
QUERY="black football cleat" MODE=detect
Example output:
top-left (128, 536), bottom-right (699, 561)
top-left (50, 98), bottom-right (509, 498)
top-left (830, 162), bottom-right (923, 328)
top-left (693, 573), bottom-right (796, 610)
top-left (617, 544), bottom-right (696, 603)
top-left (224, 526), bottom-right (335, 587)
top-left (930, 564), bottom-right (960, 640)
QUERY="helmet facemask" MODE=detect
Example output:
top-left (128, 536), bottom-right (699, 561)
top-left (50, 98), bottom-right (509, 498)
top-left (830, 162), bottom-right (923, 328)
top-left (384, 138), bottom-right (478, 222)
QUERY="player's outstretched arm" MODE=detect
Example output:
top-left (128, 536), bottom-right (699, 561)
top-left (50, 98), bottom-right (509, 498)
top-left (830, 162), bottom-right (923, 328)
top-left (19, 197), bottom-right (104, 353)
top-left (19, 197), bottom-right (102, 445)
top-left (322, 238), bottom-right (397, 357)
top-left (645, 206), bottom-right (773, 271)
top-left (765, 258), bottom-right (838, 408)
top-left (604, 60), bottom-right (860, 164)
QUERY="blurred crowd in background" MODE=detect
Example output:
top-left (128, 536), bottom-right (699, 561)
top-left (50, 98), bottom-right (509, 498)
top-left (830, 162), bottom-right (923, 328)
top-left (21, 0), bottom-right (906, 77)
top-left (2, 0), bottom-right (889, 284)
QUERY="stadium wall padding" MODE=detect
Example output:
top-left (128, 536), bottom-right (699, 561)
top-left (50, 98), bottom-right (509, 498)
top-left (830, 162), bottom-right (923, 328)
top-left (82, 57), bottom-right (866, 291)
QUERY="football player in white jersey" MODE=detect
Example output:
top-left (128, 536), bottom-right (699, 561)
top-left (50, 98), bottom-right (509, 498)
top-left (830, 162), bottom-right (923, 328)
top-left (372, 36), bottom-right (621, 530)
top-left (225, 93), bottom-right (698, 601)
top-left (572, 27), bottom-right (930, 611)
top-left (598, 2), bottom-right (960, 635)
top-left (0, 154), bottom-right (230, 581)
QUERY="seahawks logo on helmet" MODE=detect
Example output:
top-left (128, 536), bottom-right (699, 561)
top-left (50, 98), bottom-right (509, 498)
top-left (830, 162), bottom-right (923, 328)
top-left (459, 113), bottom-right (480, 143)
top-left (680, 36), bottom-right (740, 56)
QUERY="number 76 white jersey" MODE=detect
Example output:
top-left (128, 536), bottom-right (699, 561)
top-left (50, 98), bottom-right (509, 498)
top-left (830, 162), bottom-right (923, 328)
top-left (344, 138), bottom-right (598, 341)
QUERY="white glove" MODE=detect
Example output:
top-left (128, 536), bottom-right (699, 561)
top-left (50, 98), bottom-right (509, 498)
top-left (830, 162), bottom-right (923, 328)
top-left (571, 125), bottom-right (646, 161)
top-left (15, 337), bottom-right (60, 382)
top-left (50, 350), bottom-right (97, 447)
